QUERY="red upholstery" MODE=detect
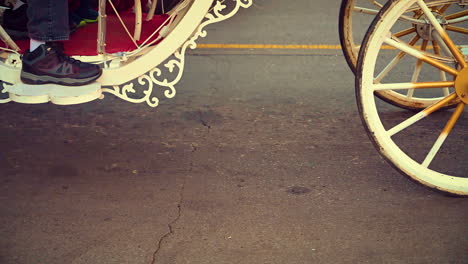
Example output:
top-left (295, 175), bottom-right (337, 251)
top-left (2, 12), bottom-right (169, 55)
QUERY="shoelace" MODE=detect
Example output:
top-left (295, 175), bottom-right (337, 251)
top-left (48, 43), bottom-right (83, 66)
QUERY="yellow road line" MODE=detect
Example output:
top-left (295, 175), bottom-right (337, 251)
top-left (196, 44), bottom-right (433, 50)
top-left (197, 44), bottom-right (342, 49)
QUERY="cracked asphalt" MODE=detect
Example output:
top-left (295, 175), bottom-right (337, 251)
top-left (1, 1), bottom-right (467, 264)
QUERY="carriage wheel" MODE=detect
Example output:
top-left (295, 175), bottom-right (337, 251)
top-left (356, 0), bottom-right (468, 196)
top-left (340, 0), bottom-right (463, 110)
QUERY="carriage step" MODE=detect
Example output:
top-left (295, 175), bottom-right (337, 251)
top-left (5, 82), bottom-right (102, 105)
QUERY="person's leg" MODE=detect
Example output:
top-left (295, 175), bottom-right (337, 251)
top-left (27, 0), bottom-right (70, 43)
top-left (21, 0), bottom-right (102, 86)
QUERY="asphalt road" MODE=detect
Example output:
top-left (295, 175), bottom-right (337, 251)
top-left (1, 1), bottom-right (467, 264)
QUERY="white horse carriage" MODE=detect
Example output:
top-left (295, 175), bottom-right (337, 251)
top-left (0, 0), bottom-right (252, 105)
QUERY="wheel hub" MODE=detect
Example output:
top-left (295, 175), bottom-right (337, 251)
top-left (455, 67), bottom-right (468, 104)
top-left (414, 12), bottom-right (446, 41)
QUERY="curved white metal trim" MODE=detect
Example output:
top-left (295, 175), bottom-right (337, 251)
top-left (98, 0), bottom-right (213, 86)
top-left (100, 0), bottom-right (253, 107)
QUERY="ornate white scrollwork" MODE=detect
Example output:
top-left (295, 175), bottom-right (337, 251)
top-left (102, 0), bottom-right (253, 108)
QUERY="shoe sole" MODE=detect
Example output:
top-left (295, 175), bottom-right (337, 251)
top-left (21, 71), bottom-right (102, 86)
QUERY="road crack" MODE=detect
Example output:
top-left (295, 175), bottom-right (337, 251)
top-left (199, 110), bottom-right (212, 130)
top-left (149, 144), bottom-right (198, 264)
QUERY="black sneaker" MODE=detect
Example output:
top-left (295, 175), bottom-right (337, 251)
top-left (21, 43), bottom-right (102, 86)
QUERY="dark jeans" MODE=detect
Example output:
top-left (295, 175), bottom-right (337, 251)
top-left (27, 0), bottom-right (69, 41)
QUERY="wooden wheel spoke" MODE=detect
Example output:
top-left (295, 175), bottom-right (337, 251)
top-left (422, 103), bottom-right (465, 167)
top-left (416, 0), bottom-right (467, 68)
top-left (432, 41), bottom-right (450, 96)
top-left (432, 32), bottom-right (453, 58)
top-left (353, 6), bottom-right (380, 16)
top-left (445, 25), bottom-right (468, 35)
top-left (373, 81), bottom-right (454, 91)
top-left (387, 93), bottom-right (458, 136)
top-left (437, 4), bottom-right (451, 14)
top-left (368, 0), bottom-right (383, 8)
top-left (375, 35), bottom-right (420, 83)
top-left (446, 15), bottom-right (468, 25)
top-left (394, 28), bottom-right (416, 38)
top-left (444, 10), bottom-right (468, 20)
top-left (384, 37), bottom-right (458, 76)
top-left (407, 40), bottom-right (428, 98)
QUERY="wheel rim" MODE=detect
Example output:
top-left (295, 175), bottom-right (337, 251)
top-left (357, 0), bottom-right (468, 195)
top-left (340, 0), bottom-right (383, 74)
